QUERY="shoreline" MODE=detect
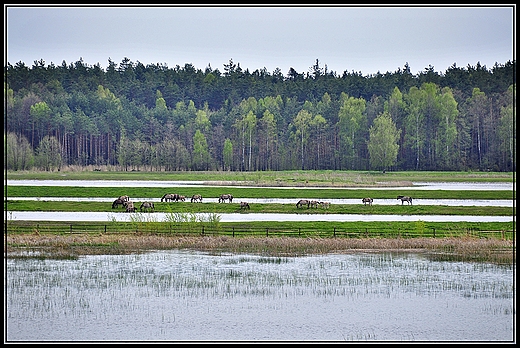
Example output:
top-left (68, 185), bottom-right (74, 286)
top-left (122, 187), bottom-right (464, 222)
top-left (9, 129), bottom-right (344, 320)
top-left (5, 234), bottom-right (515, 264)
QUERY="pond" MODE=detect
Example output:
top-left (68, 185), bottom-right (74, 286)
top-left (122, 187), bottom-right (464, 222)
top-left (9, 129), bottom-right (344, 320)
top-left (5, 250), bottom-right (514, 342)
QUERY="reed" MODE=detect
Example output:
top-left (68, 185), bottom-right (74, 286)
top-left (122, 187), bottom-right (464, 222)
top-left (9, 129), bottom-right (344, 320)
top-left (5, 233), bottom-right (515, 264)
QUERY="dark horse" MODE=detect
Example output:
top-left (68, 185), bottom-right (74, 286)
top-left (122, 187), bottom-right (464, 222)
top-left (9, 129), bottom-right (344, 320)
top-left (397, 195), bottom-right (413, 205)
top-left (161, 193), bottom-right (179, 202)
top-left (296, 199), bottom-right (311, 208)
top-left (140, 201), bottom-right (155, 212)
top-left (112, 198), bottom-right (126, 209)
top-left (219, 194), bottom-right (233, 203)
top-left (362, 197), bottom-right (374, 206)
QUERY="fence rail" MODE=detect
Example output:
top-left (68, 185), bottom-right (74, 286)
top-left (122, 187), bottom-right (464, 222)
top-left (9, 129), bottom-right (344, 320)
top-left (4, 222), bottom-right (514, 240)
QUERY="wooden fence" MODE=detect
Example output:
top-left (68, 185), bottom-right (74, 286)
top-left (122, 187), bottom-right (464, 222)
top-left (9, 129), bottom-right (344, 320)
top-left (4, 222), bottom-right (514, 240)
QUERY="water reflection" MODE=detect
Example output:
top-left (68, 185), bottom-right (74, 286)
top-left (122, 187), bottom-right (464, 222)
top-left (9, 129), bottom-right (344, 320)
top-left (6, 250), bottom-right (514, 342)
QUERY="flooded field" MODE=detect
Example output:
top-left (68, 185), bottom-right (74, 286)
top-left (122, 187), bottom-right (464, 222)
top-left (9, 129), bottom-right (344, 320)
top-left (5, 211), bottom-right (514, 223)
top-left (5, 180), bottom-right (515, 191)
top-left (5, 250), bottom-right (515, 342)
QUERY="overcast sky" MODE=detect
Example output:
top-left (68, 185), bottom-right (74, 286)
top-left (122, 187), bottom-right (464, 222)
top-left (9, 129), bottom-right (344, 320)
top-left (5, 5), bottom-right (515, 76)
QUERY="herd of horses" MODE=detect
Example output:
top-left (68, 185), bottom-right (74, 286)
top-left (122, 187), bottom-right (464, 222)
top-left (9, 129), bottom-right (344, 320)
top-left (112, 193), bottom-right (414, 213)
top-left (111, 193), bottom-right (238, 213)
top-left (295, 199), bottom-right (331, 209)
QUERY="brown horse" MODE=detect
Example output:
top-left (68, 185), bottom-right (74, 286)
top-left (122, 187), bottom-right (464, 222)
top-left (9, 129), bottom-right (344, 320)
top-left (319, 201), bottom-right (330, 209)
top-left (397, 195), bottom-right (413, 205)
top-left (118, 195), bottom-right (130, 202)
top-left (219, 194), bottom-right (233, 203)
top-left (112, 198), bottom-right (126, 209)
top-left (124, 201), bottom-right (136, 212)
top-left (240, 201), bottom-right (250, 210)
top-left (140, 201), bottom-right (155, 212)
top-left (362, 197), bottom-right (374, 206)
top-left (191, 194), bottom-right (203, 203)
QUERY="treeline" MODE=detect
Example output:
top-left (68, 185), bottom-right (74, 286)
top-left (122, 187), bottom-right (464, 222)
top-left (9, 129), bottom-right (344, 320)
top-left (4, 57), bottom-right (516, 172)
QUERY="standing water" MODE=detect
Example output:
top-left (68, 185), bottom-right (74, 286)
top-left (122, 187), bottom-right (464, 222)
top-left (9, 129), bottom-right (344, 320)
top-left (5, 250), bottom-right (514, 342)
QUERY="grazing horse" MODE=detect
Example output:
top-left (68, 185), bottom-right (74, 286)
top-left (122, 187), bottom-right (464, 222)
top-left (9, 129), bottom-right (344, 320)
top-left (178, 195), bottom-right (186, 202)
top-left (140, 201), bottom-right (155, 212)
top-left (240, 201), bottom-right (250, 210)
top-left (112, 198), bottom-right (126, 209)
top-left (124, 201), bottom-right (136, 213)
top-left (118, 195), bottom-right (130, 202)
top-left (362, 197), bottom-right (374, 206)
top-left (161, 193), bottom-right (178, 202)
top-left (397, 195), bottom-right (413, 205)
top-left (310, 200), bottom-right (319, 208)
top-left (219, 194), bottom-right (233, 203)
top-left (191, 194), bottom-right (203, 203)
top-left (319, 201), bottom-right (330, 209)
top-left (296, 199), bottom-right (311, 208)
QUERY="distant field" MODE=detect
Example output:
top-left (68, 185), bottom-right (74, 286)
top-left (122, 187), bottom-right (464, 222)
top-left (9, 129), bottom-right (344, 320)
top-left (5, 169), bottom-right (515, 186)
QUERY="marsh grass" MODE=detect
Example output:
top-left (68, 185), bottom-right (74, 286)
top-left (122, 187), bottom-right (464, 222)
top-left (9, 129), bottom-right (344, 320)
top-left (5, 233), bottom-right (515, 265)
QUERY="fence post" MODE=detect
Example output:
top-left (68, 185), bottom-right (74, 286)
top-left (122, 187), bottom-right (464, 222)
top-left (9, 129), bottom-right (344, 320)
top-left (70, 224), bottom-right (73, 234)
top-left (232, 227), bottom-right (235, 237)
top-left (333, 227), bottom-right (336, 238)
top-left (298, 228), bottom-right (301, 236)
top-left (201, 226), bottom-right (204, 236)
top-left (432, 228), bottom-right (435, 238)
top-left (266, 228), bottom-right (269, 237)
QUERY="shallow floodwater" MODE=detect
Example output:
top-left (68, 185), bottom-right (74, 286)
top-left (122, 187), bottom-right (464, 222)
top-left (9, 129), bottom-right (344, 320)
top-left (7, 196), bottom-right (514, 207)
top-left (5, 211), bottom-right (514, 223)
top-left (5, 250), bottom-right (514, 342)
top-left (4, 180), bottom-right (515, 191)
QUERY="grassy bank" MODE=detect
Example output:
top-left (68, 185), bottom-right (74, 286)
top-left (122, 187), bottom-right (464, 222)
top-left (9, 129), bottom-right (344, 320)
top-left (5, 185), bottom-right (514, 200)
top-left (4, 200), bottom-right (514, 216)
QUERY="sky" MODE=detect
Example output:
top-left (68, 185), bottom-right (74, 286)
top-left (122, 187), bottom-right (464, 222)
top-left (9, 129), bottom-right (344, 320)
top-left (5, 5), bottom-right (515, 77)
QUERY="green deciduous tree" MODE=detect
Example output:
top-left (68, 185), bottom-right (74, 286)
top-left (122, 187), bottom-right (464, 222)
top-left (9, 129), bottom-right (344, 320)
top-left (192, 129), bottom-right (211, 170)
top-left (497, 85), bottom-right (515, 171)
top-left (223, 138), bottom-right (233, 171)
top-left (337, 93), bottom-right (366, 169)
top-left (367, 112), bottom-right (401, 171)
